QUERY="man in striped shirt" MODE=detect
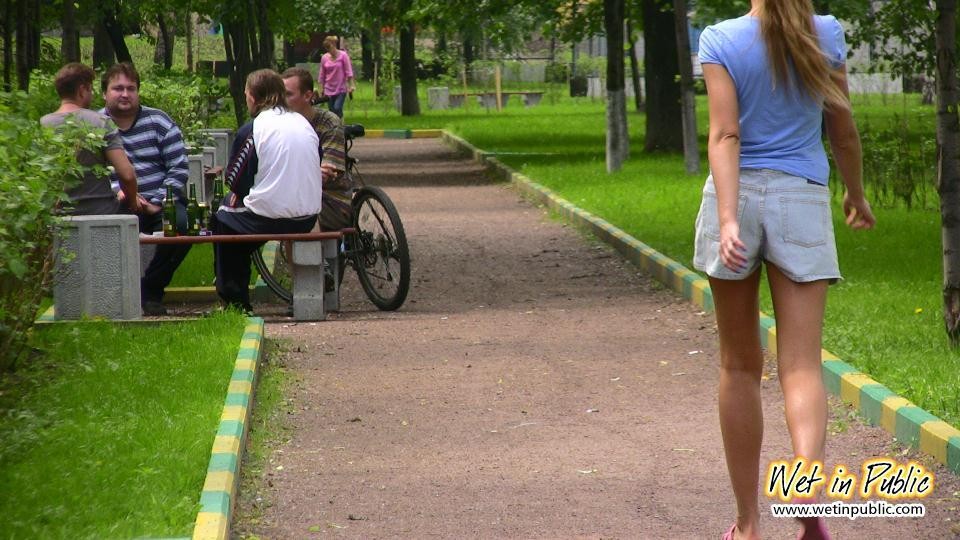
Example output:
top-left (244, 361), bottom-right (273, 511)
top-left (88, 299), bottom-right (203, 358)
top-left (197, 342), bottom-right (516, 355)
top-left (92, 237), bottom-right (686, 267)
top-left (101, 62), bottom-right (191, 316)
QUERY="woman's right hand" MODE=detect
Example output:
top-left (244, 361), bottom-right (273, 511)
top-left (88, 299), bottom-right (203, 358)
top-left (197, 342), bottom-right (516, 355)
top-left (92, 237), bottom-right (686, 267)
top-left (842, 192), bottom-right (876, 230)
top-left (719, 221), bottom-right (748, 273)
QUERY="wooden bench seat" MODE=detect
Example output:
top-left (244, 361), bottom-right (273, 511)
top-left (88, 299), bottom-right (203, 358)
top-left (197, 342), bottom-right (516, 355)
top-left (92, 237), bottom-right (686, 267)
top-left (141, 230), bottom-right (348, 320)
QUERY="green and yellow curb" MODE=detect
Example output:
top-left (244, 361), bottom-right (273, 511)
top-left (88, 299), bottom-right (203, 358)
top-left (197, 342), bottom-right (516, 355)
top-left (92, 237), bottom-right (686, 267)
top-left (442, 130), bottom-right (960, 476)
top-left (192, 316), bottom-right (264, 540)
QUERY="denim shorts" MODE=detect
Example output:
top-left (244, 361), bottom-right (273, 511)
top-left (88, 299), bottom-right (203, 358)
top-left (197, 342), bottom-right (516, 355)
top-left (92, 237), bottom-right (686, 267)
top-left (693, 169), bottom-right (841, 283)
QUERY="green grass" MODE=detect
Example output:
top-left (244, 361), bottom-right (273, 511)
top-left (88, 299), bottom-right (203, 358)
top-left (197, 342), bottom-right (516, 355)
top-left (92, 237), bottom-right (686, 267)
top-left (350, 88), bottom-right (960, 428)
top-left (233, 340), bottom-right (295, 536)
top-left (0, 311), bottom-right (248, 538)
top-left (168, 244), bottom-right (259, 288)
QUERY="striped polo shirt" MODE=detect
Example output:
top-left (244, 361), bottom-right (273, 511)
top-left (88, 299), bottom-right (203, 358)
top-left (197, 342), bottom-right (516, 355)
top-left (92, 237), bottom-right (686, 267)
top-left (101, 105), bottom-right (189, 205)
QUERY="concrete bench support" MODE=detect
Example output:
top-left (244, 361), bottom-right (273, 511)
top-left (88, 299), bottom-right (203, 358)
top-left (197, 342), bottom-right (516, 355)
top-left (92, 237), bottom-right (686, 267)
top-left (427, 87), bottom-right (450, 110)
top-left (522, 92), bottom-right (544, 107)
top-left (291, 240), bottom-right (327, 320)
top-left (54, 215), bottom-right (142, 320)
top-left (322, 239), bottom-right (340, 313)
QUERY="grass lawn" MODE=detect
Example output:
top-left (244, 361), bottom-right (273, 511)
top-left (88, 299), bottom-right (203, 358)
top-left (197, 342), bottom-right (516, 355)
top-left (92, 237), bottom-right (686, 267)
top-left (350, 88), bottom-right (960, 427)
top-left (0, 311), bottom-right (248, 538)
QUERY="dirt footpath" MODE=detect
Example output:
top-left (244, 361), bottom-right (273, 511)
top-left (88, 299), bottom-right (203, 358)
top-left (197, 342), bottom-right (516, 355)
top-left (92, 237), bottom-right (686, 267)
top-left (235, 138), bottom-right (960, 539)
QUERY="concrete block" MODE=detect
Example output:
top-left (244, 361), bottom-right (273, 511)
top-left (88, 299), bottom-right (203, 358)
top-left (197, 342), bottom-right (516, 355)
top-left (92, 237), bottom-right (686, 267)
top-left (427, 87), bottom-right (450, 110)
top-left (587, 76), bottom-right (603, 99)
top-left (477, 93), bottom-right (498, 109)
top-left (207, 132), bottom-right (229, 168)
top-left (322, 239), bottom-right (340, 313)
top-left (449, 94), bottom-right (465, 108)
top-left (292, 240), bottom-right (325, 321)
top-left (201, 147), bottom-right (216, 169)
top-left (292, 241), bottom-right (323, 265)
top-left (53, 215), bottom-right (141, 320)
top-left (522, 92), bottom-right (544, 107)
top-left (201, 128), bottom-right (235, 155)
top-left (188, 154), bottom-right (205, 201)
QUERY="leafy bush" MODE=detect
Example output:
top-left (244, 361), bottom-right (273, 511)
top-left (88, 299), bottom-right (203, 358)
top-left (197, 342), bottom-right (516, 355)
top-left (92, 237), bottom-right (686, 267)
top-left (0, 101), bottom-right (103, 372)
top-left (138, 70), bottom-right (230, 147)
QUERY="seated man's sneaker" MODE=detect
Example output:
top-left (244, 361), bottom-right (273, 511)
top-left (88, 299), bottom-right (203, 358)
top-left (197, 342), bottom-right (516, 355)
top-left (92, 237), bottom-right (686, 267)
top-left (142, 300), bottom-right (168, 316)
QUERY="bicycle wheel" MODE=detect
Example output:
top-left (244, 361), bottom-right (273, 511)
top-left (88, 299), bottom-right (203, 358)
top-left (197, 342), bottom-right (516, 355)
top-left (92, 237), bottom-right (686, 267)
top-left (350, 186), bottom-right (410, 311)
top-left (252, 241), bottom-right (292, 304)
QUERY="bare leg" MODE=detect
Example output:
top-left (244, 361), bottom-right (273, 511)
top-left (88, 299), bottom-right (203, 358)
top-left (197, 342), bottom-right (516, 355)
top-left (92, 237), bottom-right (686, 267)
top-left (711, 270), bottom-right (763, 540)
top-left (767, 264), bottom-right (828, 466)
top-left (767, 263), bottom-right (830, 540)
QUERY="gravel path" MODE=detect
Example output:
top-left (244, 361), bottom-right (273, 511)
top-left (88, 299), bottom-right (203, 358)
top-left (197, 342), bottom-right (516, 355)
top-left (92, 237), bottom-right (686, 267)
top-left (234, 138), bottom-right (960, 539)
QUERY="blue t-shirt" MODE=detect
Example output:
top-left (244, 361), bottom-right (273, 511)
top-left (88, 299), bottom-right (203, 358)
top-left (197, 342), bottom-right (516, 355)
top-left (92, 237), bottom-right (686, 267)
top-left (698, 15), bottom-right (846, 184)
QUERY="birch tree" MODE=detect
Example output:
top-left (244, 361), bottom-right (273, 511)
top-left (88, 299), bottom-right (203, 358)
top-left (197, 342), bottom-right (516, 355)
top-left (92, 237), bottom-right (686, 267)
top-left (605, 0), bottom-right (629, 172)
top-left (935, 0), bottom-right (960, 345)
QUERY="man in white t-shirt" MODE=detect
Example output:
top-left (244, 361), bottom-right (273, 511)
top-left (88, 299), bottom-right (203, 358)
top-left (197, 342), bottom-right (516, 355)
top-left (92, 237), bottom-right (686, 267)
top-left (212, 68), bottom-right (323, 312)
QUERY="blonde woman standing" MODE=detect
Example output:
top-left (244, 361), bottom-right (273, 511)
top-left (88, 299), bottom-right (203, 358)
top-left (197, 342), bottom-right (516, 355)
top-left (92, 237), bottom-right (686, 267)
top-left (317, 35), bottom-right (355, 118)
top-left (694, 1), bottom-right (875, 539)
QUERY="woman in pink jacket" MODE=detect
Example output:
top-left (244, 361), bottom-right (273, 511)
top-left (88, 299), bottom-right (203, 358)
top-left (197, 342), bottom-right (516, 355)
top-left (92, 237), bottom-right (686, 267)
top-left (317, 35), bottom-right (355, 119)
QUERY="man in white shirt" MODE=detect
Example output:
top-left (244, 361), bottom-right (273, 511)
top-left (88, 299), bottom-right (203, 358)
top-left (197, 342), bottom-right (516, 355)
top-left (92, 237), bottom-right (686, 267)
top-left (212, 69), bottom-right (323, 312)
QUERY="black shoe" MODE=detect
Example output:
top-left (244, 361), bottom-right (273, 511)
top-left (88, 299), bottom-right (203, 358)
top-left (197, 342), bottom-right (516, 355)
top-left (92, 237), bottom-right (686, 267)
top-left (142, 300), bottom-right (168, 316)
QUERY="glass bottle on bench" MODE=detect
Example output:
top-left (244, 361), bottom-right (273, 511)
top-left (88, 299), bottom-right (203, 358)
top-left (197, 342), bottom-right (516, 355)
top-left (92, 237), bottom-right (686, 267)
top-left (162, 185), bottom-right (177, 237)
top-left (211, 178), bottom-right (224, 213)
top-left (187, 184), bottom-right (201, 236)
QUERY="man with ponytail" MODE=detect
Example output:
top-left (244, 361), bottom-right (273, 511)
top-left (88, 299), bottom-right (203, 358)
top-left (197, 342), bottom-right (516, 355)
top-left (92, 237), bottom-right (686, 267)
top-left (693, 1), bottom-right (874, 539)
top-left (212, 69), bottom-right (323, 312)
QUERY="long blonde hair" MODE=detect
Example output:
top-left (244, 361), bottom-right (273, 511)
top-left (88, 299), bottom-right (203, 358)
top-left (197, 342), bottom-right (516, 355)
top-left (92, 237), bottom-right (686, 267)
top-left (758, 0), bottom-right (849, 109)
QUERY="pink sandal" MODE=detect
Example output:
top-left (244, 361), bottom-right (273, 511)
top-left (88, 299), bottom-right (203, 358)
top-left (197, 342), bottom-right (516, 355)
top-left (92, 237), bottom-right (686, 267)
top-left (721, 523), bottom-right (737, 540)
top-left (792, 497), bottom-right (831, 540)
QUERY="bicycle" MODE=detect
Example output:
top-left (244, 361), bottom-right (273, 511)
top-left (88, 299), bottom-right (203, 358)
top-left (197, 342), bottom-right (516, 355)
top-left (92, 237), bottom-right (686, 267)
top-left (252, 124), bottom-right (411, 311)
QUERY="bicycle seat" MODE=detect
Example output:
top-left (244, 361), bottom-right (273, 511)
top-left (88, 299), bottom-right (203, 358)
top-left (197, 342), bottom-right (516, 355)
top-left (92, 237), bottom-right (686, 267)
top-left (344, 124), bottom-right (365, 140)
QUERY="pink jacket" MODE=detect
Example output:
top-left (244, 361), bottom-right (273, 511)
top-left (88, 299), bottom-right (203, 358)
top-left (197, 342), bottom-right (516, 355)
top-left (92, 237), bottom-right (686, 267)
top-left (319, 50), bottom-right (354, 96)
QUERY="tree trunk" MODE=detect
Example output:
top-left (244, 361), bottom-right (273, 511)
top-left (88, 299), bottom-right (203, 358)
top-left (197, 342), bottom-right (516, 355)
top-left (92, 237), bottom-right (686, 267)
top-left (643, 0), bottom-right (682, 152)
top-left (399, 20), bottom-right (420, 116)
top-left (14, 0), bottom-right (27, 90)
top-left (224, 21), bottom-right (252, 126)
top-left (371, 20), bottom-right (385, 97)
top-left (93, 21), bottom-right (116, 67)
top-left (3, 0), bottom-right (12, 91)
top-left (185, 12), bottom-right (194, 72)
top-left (102, 7), bottom-right (132, 63)
top-left (936, 0), bottom-right (960, 345)
top-left (155, 14), bottom-right (175, 70)
top-left (604, 0), bottom-right (629, 173)
top-left (462, 31), bottom-right (474, 73)
top-left (254, 0), bottom-right (274, 68)
top-left (27, 0), bottom-right (38, 70)
top-left (282, 39), bottom-right (294, 66)
top-left (674, 0), bottom-right (699, 173)
top-left (61, 0), bottom-right (80, 62)
top-left (360, 29), bottom-right (374, 80)
top-left (626, 18), bottom-right (643, 111)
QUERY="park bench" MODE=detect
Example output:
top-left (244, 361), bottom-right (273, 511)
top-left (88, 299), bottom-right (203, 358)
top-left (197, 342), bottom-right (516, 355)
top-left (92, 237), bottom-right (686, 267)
top-left (52, 213), bottom-right (346, 322)
top-left (448, 91), bottom-right (544, 109)
top-left (140, 230), bottom-right (346, 321)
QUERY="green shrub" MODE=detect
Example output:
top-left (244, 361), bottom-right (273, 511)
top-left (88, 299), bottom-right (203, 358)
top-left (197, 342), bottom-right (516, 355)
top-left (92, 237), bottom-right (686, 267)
top-left (138, 70), bottom-right (230, 147)
top-left (0, 100), bottom-right (104, 372)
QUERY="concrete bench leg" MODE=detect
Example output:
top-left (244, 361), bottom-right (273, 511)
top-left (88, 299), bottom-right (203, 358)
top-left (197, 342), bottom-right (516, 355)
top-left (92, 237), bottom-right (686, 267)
top-left (523, 93), bottom-right (543, 107)
top-left (291, 241), bottom-right (325, 321)
top-left (54, 215), bottom-right (142, 320)
top-left (323, 239), bottom-right (341, 313)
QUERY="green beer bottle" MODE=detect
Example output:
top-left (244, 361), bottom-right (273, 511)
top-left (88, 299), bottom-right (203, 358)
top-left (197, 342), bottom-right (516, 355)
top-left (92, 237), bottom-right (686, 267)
top-left (162, 185), bottom-right (177, 237)
top-left (187, 184), bottom-right (201, 236)
top-left (211, 178), bottom-right (224, 213)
